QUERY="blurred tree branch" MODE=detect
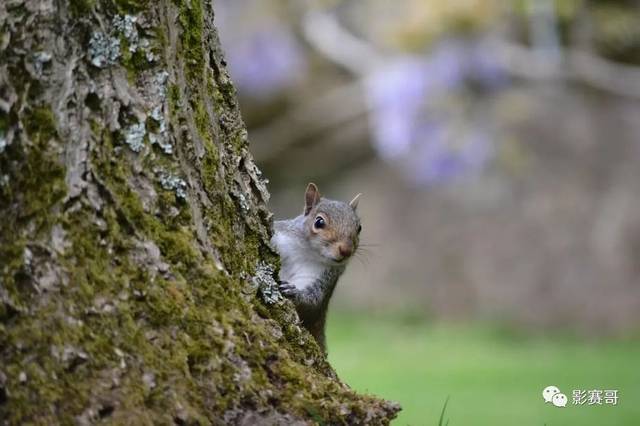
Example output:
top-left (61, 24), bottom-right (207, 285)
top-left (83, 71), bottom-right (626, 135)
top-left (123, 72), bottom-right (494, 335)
top-left (302, 8), bottom-right (640, 100)
top-left (493, 40), bottom-right (640, 99)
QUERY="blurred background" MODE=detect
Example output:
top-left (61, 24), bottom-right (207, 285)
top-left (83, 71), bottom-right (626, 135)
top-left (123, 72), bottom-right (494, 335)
top-left (216, 1), bottom-right (640, 424)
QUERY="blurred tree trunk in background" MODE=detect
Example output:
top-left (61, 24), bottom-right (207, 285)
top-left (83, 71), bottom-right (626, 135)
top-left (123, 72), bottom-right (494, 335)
top-left (0, 0), bottom-right (398, 424)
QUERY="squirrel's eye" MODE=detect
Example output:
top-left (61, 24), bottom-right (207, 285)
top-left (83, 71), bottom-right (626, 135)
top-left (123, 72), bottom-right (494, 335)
top-left (314, 216), bottom-right (325, 229)
top-left (357, 224), bottom-right (362, 234)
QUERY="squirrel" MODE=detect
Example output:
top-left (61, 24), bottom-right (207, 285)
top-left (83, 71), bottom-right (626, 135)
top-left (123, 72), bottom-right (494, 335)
top-left (271, 183), bottom-right (362, 353)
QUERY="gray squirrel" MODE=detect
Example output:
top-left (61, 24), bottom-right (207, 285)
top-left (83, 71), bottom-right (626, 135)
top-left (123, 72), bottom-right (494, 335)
top-left (271, 183), bottom-right (362, 353)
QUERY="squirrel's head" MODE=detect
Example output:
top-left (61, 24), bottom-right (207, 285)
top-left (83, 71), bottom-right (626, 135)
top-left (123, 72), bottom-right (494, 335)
top-left (302, 183), bottom-right (362, 265)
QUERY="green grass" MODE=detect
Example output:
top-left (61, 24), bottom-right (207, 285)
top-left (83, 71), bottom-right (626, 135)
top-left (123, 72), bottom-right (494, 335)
top-left (327, 312), bottom-right (640, 426)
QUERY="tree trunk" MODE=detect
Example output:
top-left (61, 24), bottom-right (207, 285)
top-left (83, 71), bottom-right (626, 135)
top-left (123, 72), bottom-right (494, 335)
top-left (0, 0), bottom-right (399, 424)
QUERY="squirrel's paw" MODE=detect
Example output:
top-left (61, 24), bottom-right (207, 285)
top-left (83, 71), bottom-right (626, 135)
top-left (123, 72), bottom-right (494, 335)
top-left (278, 281), bottom-right (297, 297)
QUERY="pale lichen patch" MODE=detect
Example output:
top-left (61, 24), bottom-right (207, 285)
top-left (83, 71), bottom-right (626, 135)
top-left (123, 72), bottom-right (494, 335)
top-left (157, 171), bottom-right (188, 200)
top-left (113, 14), bottom-right (157, 63)
top-left (253, 261), bottom-right (282, 305)
top-left (123, 122), bottom-right (145, 152)
top-left (88, 32), bottom-right (121, 68)
top-left (149, 105), bottom-right (172, 154)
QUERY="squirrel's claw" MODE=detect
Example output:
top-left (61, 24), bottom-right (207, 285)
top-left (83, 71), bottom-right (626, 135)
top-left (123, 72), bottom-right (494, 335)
top-left (278, 280), bottom-right (297, 297)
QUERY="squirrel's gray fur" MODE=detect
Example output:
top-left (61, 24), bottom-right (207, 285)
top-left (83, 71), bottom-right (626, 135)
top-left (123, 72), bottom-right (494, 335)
top-left (271, 183), bottom-right (361, 352)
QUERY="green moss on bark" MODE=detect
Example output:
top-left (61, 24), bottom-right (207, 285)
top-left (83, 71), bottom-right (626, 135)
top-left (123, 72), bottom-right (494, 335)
top-left (0, 105), bottom-right (66, 314)
top-left (69, 0), bottom-right (95, 15)
top-left (113, 0), bottom-right (149, 14)
top-left (20, 107), bottom-right (67, 230)
top-left (0, 0), bottom-right (400, 423)
top-left (176, 0), bottom-right (205, 85)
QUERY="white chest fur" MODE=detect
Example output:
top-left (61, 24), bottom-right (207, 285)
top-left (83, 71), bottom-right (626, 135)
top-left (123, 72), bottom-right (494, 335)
top-left (271, 230), bottom-right (326, 291)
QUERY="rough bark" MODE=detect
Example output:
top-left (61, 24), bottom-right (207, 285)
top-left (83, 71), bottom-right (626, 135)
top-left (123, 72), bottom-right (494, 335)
top-left (0, 0), bottom-right (399, 424)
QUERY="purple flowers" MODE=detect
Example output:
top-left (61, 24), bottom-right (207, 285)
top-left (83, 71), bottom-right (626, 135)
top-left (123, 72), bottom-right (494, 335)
top-left (216, 0), bottom-right (508, 186)
top-left (223, 26), bottom-right (306, 99)
top-left (365, 39), bottom-right (506, 185)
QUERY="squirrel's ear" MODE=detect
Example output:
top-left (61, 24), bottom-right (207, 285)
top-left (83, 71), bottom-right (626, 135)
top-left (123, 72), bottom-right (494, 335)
top-left (304, 183), bottom-right (321, 215)
top-left (349, 193), bottom-right (362, 210)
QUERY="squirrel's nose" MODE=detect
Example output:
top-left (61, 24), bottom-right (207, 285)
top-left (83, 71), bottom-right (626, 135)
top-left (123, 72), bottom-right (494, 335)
top-left (337, 242), bottom-right (353, 258)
